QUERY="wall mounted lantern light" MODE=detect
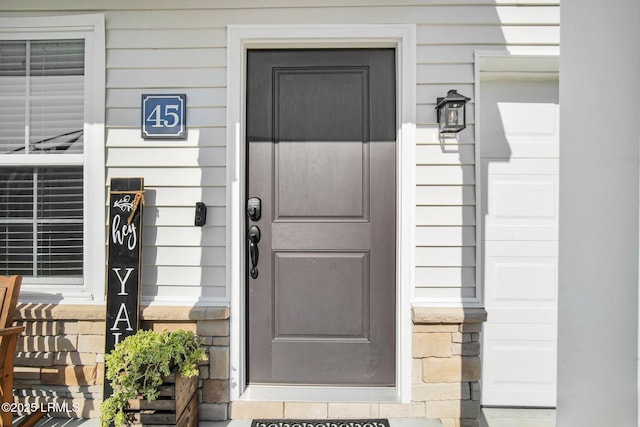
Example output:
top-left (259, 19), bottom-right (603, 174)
top-left (435, 89), bottom-right (470, 134)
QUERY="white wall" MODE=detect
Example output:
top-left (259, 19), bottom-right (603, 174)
top-left (0, 1), bottom-right (559, 306)
top-left (558, 0), bottom-right (639, 425)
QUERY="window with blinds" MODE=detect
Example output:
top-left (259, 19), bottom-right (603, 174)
top-left (0, 39), bottom-right (85, 278)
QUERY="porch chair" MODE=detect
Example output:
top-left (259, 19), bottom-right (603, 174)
top-left (0, 275), bottom-right (44, 427)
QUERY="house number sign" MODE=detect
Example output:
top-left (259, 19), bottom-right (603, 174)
top-left (141, 94), bottom-right (187, 139)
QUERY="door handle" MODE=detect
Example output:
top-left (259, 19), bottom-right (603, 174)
top-left (248, 225), bottom-right (261, 279)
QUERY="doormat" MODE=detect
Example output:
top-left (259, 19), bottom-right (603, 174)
top-left (252, 420), bottom-right (390, 427)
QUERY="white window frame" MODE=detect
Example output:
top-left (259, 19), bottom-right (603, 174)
top-left (0, 14), bottom-right (105, 303)
top-left (226, 24), bottom-right (416, 403)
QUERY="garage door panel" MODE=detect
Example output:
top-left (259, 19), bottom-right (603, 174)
top-left (498, 101), bottom-right (559, 139)
top-left (486, 175), bottom-right (558, 218)
top-left (484, 173), bottom-right (558, 240)
top-left (483, 389), bottom-right (556, 408)
top-left (485, 342), bottom-right (556, 382)
top-left (480, 81), bottom-right (559, 160)
top-left (484, 224), bottom-right (558, 241)
top-left (483, 340), bottom-right (557, 407)
top-left (494, 143), bottom-right (559, 159)
top-left (484, 242), bottom-right (558, 257)
top-left (485, 257), bottom-right (557, 306)
top-left (483, 166), bottom-right (559, 242)
top-left (483, 343), bottom-right (556, 407)
top-left (485, 158), bottom-right (559, 175)
top-left (484, 316), bottom-right (558, 335)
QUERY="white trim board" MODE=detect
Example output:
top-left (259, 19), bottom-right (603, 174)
top-left (226, 24), bottom-right (416, 403)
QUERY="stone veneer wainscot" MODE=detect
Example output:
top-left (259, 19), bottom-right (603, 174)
top-left (12, 305), bottom-right (485, 427)
top-left (13, 304), bottom-right (230, 420)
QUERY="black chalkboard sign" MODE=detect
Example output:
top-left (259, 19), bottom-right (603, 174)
top-left (104, 177), bottom-right (144, 397)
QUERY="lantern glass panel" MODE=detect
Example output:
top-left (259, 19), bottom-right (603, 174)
top-left (446, 106), bottom-right (459, 126)
top-left (439, 103), bottom-right (465, 132)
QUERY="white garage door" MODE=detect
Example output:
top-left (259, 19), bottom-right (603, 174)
top-left (480, 66), bottom-right (559, 407)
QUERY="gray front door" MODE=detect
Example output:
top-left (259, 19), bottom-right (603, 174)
top-left (246, 49), bottom-right (396, 386)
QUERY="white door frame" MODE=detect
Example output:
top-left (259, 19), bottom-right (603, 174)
top-left (226, 24), bottom-right (416, 403)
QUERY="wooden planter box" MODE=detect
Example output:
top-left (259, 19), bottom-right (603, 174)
top-left (126, 372), bottom-right (198, 427)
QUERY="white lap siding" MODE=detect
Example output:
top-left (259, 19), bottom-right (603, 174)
top-left (0, 0), bottom-right (559, 306)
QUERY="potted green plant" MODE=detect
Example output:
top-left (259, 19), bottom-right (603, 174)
top-left (100, 329), bottom-right (208, 427)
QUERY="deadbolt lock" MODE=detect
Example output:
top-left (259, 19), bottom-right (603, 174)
top-left (247, 197), bottom-right (261, 221)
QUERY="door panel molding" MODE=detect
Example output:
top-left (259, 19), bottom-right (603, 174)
top-left (226, 24), bottom-right (416, 403)
top-left (273, 66), bottom-right (370, 142)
